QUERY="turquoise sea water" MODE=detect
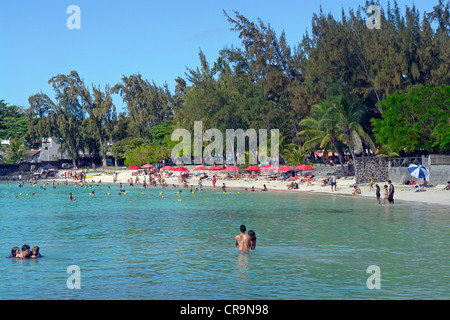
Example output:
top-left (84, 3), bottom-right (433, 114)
top-left (0, 181), bottom-right (448, 300)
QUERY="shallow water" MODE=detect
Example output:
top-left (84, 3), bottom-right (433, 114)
top-left (0, 181), bottom-right (448, 299)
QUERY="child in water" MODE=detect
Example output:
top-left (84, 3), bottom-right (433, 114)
top-left (383, 185), bottom-right (389, 204)
top-left (31, 246), bottom-right (42, 258)
top-left (7, 247), bottom-right (20, 258)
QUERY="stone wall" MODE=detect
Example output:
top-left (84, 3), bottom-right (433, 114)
top-left (355, 157), bottom-right (389, 184)
top-left (355, 155), bottom-right (450, 185)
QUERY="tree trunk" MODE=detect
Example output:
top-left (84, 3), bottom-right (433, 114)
top-left (332, 140), bottom-right (347, 177)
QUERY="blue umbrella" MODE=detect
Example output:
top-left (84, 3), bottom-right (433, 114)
top-left (407, 164), bottom-right (429, 179)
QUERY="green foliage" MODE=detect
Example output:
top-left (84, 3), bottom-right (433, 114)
top-left (0, 100), bottom-right (29, 142)
top-left (124, 144), bottom-right (170, 167)
top-left (111, 137), bottom-right (150, 161)
top-left (3, 138), bottom-right (27, 164)
top-left (371, 84), bottom-right (450, 152)
top-left (282, 144), bottom-right (308, 166)
top-left (111, 74), bottom-right (173, 139)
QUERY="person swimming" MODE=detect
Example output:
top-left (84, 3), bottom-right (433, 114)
top-left (69, 193), bottom-right (76, 201)
top-left (31, 246), bottom-right (42, 258)
top-left (7, 247), bottom-right (20, 258)
top-left (20, 244), bottom-right (32, 258)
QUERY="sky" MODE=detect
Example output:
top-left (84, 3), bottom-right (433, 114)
top-left (0, 0), bottom-right (434, 112)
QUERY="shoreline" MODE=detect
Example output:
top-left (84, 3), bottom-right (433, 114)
top-left (10, 169), bottom-right (448, 207)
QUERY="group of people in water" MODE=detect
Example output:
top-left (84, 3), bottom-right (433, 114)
top-left (235, 225), bottom-right (257, 253)
top-left (7, 244), bottom-right (42, 259)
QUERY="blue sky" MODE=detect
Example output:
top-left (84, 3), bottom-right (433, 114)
top-left (0, 0), bottom-right (433, 112)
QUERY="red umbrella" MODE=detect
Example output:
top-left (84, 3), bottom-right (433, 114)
top-left (141, 164), bottom-right (154, 168)
top-left (193, 166), bottom-right (208, 171)
top-left (224, 166), bottom-right (240, 171)
top-left (160, 166), bottom-right (174, 170)
top-left (209, 166), bottom-right (223, 171)
top-left (295, 164), bottom-right (314, 171)
top-left (276, 166), bottom-right (293, 172)
top-left (245, 166), bottom-right (261, 172)
top-left (173, 167), bottom-right (188, 172)
top-left (261, 165), bottom-right (276, 171)
top-left (127, 166), bottom-right (139, 170)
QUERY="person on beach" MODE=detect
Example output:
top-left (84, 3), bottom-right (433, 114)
top-left (383, 185), bottom-right (389, 204)
top-left (235, 225), bottom-right (251, 253)
top-left (352, 185), bottom-right (361, 197)
top-left (331, 174), bottom-right (337, 191)
top-left (375, 184), bottom-right (381, 204)
top-left (444, 181), bottom-right (450, 190)
top-left (212, 176), bottom-right (216, 189)
top-left (7, 247), bottom-right (20, 258)
top-left (248, 230), bottom-right (257, 250)
top-left (388, 180), bottom-right (395, 204)
top-left (369, 175), bottom-right (375, 191)
top-left (262, 184), bottom-right (267, 191)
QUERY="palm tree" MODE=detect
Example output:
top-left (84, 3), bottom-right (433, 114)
top-left (4, 138), bottom-right (27, 164)
top-left (282, 144), bottom-right (308, 166)
top-left (331, 96), bottom-right (376, 162)
top-left (298, 100), bottom-right (348, 175)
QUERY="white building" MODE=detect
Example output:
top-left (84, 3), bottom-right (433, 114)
top-left (25, 137), bottom-right (71, 162)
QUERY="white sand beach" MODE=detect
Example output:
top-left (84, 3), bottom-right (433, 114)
top-left (54, 169), bottom-right (450, 207)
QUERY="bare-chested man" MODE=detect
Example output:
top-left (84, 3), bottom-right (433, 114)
top-left (235, 225), bottom-right (251, 253)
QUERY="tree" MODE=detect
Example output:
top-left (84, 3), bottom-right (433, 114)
top-left (49, 71), bottom-right (116, 167)
top-left (26, 90), bottom-right (84, 168)
top-left (111, 74), bottom-right (173, 139)
top-left (0, 100), bottom-right (29, 142)
top-left (4, 138), bottom-right (27, 164)
top-left (111, 137), bottom-right (150, 163)
top-left (332, 96), bottom-right (376, 161)
top-left (124, 144), bottom-right (170, 167)
top-left (298, 100), bottom-right (347, 175)
top-left (282, 144), bottom-right (308, 166)
top-left (371, 84), bottom-right (450, 153)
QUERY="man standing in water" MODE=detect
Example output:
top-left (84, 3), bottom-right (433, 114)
top-left (388, 180), bottom-right (395, 204)
top-left (235, 225), bottom-right (251, 253)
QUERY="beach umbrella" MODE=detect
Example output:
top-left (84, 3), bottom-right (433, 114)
top-left (208, 166), bottom-right (223, 171)
top-left (173, 167), bottom-right (188, 172)
top-left (408, 164), bottom-right (429, 179)
top-left (295, 164), bottom-right (314, 171)
top-left (160, 166), bottom-right (174, 170)
top-left (224, 166), bottom-right (240, 171)
top-left (276, 166), bottom-right (293, 172)
top-left (261, 165), bottom-right (276, 171)
top-left (141, 164), bottom-right (154, 168)
top-left (245, 166), bottom-right (261, 172)
top-left (127, 166), bottom-right (139, 170)
top-left (193, 166), bottom-right (208, 171)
